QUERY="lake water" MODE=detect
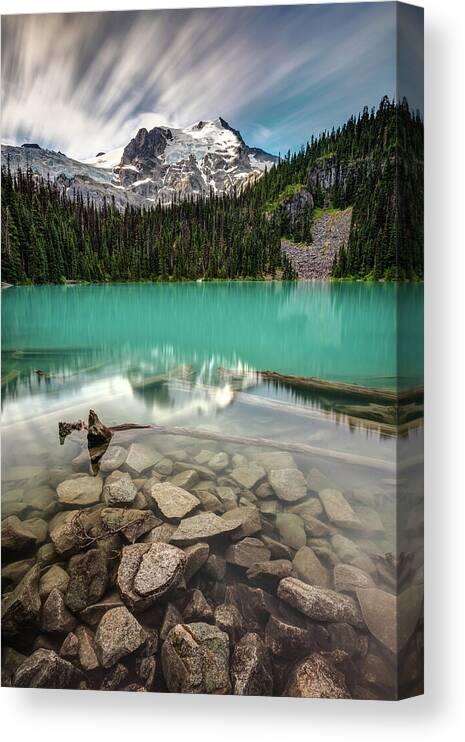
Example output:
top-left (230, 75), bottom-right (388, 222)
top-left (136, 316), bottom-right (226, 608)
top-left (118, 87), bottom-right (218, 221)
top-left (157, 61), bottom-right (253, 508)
top-left (1, 282), bottom-right (424, 697)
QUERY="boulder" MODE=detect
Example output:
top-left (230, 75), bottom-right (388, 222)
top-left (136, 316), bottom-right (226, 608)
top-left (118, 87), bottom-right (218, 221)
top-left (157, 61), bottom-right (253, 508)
top-left (124, 443), bottom-right (163, 475)
top-left (99, 445), bottom-right (128, 472)
top-left (226, 537), bottom-right (271, 568)
top-left (230, 464), bottom-right (266, 490)
top-left (94, 606), bottom-right (147, 667)
top-left (170, 512), bottom-right (239, 545)
top-left (117, 542), bottom-right (186, 610)
top-left (103, 472), bottom-right (137, 506)
top-left (276, 513), bottom-right (306, 550)
top-left (261, 535), bottom-right (294, 560)
top-left (1, 564), bottom-right (41, 638)
top-left (284, 652), bottom-right (351, 698)
top-left (269, 468), bottom-right (307, 502)
top-left (231, 633), bottom-right (273, 695)
top-left (292, 546), bottom-right (330, 588)
top-left (146, 482), bottom-right (200, 520)
top-left (142, 522), bottom-right (176, 544)
top-left (290, 498), bottom-right (324, 519)
top-left (64, 548), bottom-right (108, 612)
top-left (57, 475), bottom-right (103, 507)
top-left (319, 489), bottom-right (362, 530)
top-left (278, 577), bottom-right (364, 627)
top-left (353, 505), bottom-right (385, 535)
top-left (162, 622), bottom-right (231, 694)
top-left (13, 649), bottom-right (81, 689)
top-left (306, 467), bottom-right (334, 493)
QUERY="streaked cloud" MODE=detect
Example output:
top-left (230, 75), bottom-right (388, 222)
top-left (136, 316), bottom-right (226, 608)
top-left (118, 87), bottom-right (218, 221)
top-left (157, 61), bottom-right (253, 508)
top-left (1, 4), bottom-right (404, 159)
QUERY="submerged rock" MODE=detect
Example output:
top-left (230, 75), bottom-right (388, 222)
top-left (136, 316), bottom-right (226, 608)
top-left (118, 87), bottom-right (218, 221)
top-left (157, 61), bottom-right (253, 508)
top-left (41, 588), bottom-right (77, 634)
top-left (334, 564), bottom-right (375, 593)
top-left (284, 652), bottom-right (351, 698)
top-left (2, 515), bottom-right (40, 551)
top-left (226, 537), bottom-right (271, 568)
top-left (276, 513), bottom-right (306, 550)
top-left (117, 542), bottom-right (186, 610)
top-left (94, 606), bottom-right (147, 667)
top-left (124, 443), bottom-right (163, 475)
top-left (146, 481), bottom-right (200, 520)
top-left (269, 468), bottom-right (307, 502)
top-left (13, 648), bottom-right (81, 689)
top-left (230, 464), bottom-right (266, 490)
top-left (231, 633), bottom-right (273, 695)
top-left (214, 603), bottom-right (245, 643)
top-left (65, 548), bottom-right (108, 612)
top-left (292, 546), bottom-right (330, 588)
top-left (2, 564), bottom-right (41, 638)
top-left (103, 472), bottom-right (137, 506)
top-left (264, 615), bottom-right (316, 658)
top-left (38, 565), bottom-right (70, 600)
top-left (99, 445), bottom-right (128, 473)
top-left (319, 489), bottom-right (362, 530)
top-left (278, 577), bottom-right (364, 627)
top-left (183, 542), bottom-right (210, 582)
top-left (356, 585), bottom-right (423, 654)
top-left (57, 475), bottom-right (103, 507)
top-left (170, 512), bottom-right (239, 544)
top-left (223, 506), bottom-right (262, 539)
top-left (162, 622), bottom-right (231, 694)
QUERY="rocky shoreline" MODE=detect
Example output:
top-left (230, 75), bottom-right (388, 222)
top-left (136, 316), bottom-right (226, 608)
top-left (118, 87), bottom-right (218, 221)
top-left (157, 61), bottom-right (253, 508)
top-left (1, 434), bottom-right (423, 698)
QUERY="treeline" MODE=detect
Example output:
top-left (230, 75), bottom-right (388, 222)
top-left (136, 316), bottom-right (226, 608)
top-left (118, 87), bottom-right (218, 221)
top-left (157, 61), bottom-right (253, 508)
top-left (1, 96), bottom-right (423, 283)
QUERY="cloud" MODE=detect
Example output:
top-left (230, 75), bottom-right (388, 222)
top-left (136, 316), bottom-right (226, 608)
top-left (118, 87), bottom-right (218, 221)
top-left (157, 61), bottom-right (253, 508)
top-left (1, 5), bottom-right (401, 159)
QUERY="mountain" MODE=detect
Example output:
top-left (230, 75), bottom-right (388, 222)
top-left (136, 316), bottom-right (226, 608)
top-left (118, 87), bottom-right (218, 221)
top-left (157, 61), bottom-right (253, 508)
top-left (1, 118), bottom-right (277, 207)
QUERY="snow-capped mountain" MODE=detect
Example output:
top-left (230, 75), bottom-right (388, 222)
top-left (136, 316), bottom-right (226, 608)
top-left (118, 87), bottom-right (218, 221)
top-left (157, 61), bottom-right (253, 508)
top-left (2, 118), bottom-right (277, 207)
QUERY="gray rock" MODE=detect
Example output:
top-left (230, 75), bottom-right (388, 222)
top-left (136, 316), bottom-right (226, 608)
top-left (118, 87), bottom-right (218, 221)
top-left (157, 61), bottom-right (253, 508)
top-left (193, 488), bottom-right (223, 513)
top-left (247, 559), bottom-right (292, 583)
top-left (1, 515), bottom-right (40, 551)
top-left (214, 486), bottom-right (237, 511)
top-left (153, 457), bottom-right (174, 476)
top-left (22, 486), bottom-right (57, 516)
top-left (231, 633), bottom-right (273, 695)
top-left (331, 533), bottom-right (360, 561)
top-left (226, 537), bottom-right (271, 568)
top-left (269, 468), bottom-right (307, 502)
top-left (2, 564), bottom-right (41, 638)
top-left (1, 647), bottom-right (27, 686)
top-left (146, 482), bottom-right (200, 520)
top-left (292, 546), bottom-right (330, 587)
top-left (13, 648), bottom-right (81, 689)
top-left (162, 622), bottom-right (231, 694)
top-left (103, 472), bottom-right (137, 506)
top-left (125, 443), bottom-right (163, 475)
top-left (75, 625), bottom-right (100, 671)
top-left (117, 542), bottom-right (186, 609)
top-left (357, 585), bottom-right (423, 654)
top-left (183, 589), bottom-right (214, 622)
top-left (264, 615), bottom-right (316, 658)
top-left (170, 469), bottom-right (200, 489)
top-left (276, 512), bottom-right (306, 550)
top-left (353, 505), bottom-right (385, 535)
top-left (160, 602), bottom-right (184, 641)
top-left (57, 475), bottom-right (103, 507)
top-left (41, 588), bottom-right (77, 634)
top-left (208, 452), bottom-right (229, 472)
top-left (230, 464), bottom-right (266, 490)
top-left (142, 522), bottom-right (177, 544)
top-left (100, 662), bottom-right (129, 690)
top-left (174, 461), bottom-right (216, 481)
top-left (334, 564), bottom-right (375, 592)
top-left (283, 652), bottom-right (351, 698)
top-left (222, 506), bottom-right (262, 539)
top-left (290, 497), bottom-right (324, 519)
top-left (170, 512), bottom-right (239, 544)
top-left (64, 548), bottom-right (108, 612)
top-left (214, 603), bottom-right (245, 643)
top-left (36, 542), bottom-right (58, 567)
top-left (95, 606), bottom-right (147, 667)
top-left (99, 445), bottom-right (127, 472)
top-left (319, 489), bottom-right (362, 530)
top-left (183, 542), bottom-right (210, 582)
top-left (306, 467), bottom-right (334, 493)
top-left (204, 554), bottom-right (227, 581)
top-left (101, 507), bottom-right (159, 542)
top-left (2, 558), bottom-right (35, 586)
top-left (78, 591), bottom-right (124, 627)
top-left (261, 535), bottom-right (294, 560)
top-left (39, 565), bottom-right (70, 599)
top-left (278, 577), bottom-right (364, 627)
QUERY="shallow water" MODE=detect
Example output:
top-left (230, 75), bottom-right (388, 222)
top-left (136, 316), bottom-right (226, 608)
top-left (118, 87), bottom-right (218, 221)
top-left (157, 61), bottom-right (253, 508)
top-left (1, 281), bottom-right (423, 697)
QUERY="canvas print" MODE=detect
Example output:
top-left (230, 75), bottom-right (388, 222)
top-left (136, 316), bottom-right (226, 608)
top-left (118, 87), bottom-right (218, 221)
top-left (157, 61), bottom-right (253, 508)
top-left (1, 3), bottom-right (424, 700)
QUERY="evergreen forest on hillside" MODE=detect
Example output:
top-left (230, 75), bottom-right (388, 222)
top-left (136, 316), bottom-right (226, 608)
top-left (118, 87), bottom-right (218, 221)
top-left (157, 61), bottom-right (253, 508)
top-left (1, 97), bottom-right (423, 284)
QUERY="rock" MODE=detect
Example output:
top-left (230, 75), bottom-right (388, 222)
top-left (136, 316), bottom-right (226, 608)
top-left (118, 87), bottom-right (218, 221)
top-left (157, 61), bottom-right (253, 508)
top-left (276, 512), bottom-right (306, 550)
top-left (362, 653), bottom-right (395, 688)
top-left (183, 589), bottom-right (214, 622)
top-left (22, 486), bottom-right (57, 516)
top-left (183, 542), bottom-right (210, 582)
top-left (75, 625), bottom-right (100, 670)
top-left (59, 632), bottom-right (79, 658)
top-left (170, 469), bottom-right (200, 489)
top-left (306, 467), bottom-right (334, 493)
top-left (135, 656), bottom-right (157, 689)
top-left (5, 465), bottom-right (46, 482)
top-left (153, 457), bottom-right (173, 476)
top-left (278, 577), bottom-right (364, 627)
top-left (331, 533), bottom-right (360, 562)
top-left (170, 512), bottom-right (239, 544)
top-left (13, 649), bottom-right (81, 689)
top-left (146, 482), bottom-right (200, 520)
top-left (214, 486), bottom-right (237, 511)
top-left (124, 443), bottom-right (163, 475)
top-left (269, 468), bottom-right (307, 502)
top-left (100, 662), bottom-right (129, 690)
top-left (264, 615), bottom-right (316, 658)
top-left (65, 548), bottom-right (108, 612)
top-left (232, 453), bottom-right (248, 467)
top-left (214, 603), bottom-right (245, 643)
top-left (327, 622), bottom-right (358, 656)
top-left (226, 537), bottom-right (271, 568)
top-left (1, 564), bottom-right (41, 638)
top-left (255, 482), bottom-right (274, 499)
top-left (247, 559), bottom-right (292, 583)
top-left (2, 647), bottom-right (27, 686)
top-left (23, 517), bottom-right (48, 545)
top-left (103, 472), bottom-right (137, 506)
top-left (231, 633), bottom-right (273, 695)
top-left (334, 564), bottom-right (375, 592)
top-left (230, 464), bottom-right (266, 490)
top-left (142, 522), bottom-right (177, 544)
top-left (356, 585), bottom-right (423, 654)
top-left (162, 622), bottom-right (231, 694)
top-left (174, 461), bottom-right (216, 480)
top-left (36, 542), bottom-right (58, 567)
top-left (259, 499), bottom-right (281, 518)
top-left (41, 588), bottom-right (77, 634)
top-left (237, 584), bottom-right (279, 629)
top-left (204, 554), bottom-right (226, 581)
top-left (284, 653), bottom-right (351, 698)
top-left (194, 488), bottom-right (223, 513)
top-left (160, 602), bottom-right (184, 641)
top-left (222, 506), bottom-right (262, 539)
top-left (353, 505), bottom-right (385, 535)
top-left (117, 542), bottom-right (186, 610)
top-left (253, 452), bottom-right (296, 470)
top-left (101, 507), bottom-right (159, 542)
top-left (1, 515), bottom-right (40, 551)
top-left (319, 489), bottom-right (362, 530)
top-left (78, 591), bottom-right (124, 627)
top-left (261, 535), bottom-right (294, 560)
top-left (94, 606), bottom-right (147, 667)
top-left (2, 558), bottom-right (35, 586)
top-left (2, 500), bottom-right (28, 518)
top-left (292, 546), bottom-right (330, 587)
top-left (39, 565), bottom-right (70, 599)
top-left (195, 449), bottom-right (216, 465)
top-left (57, 475), bottom-right (103, 507)
top-left (99, 445), bottom-right (128, 472)
top-left (49, 510), bottom-right (89, 555)
top-left (208, 452), bottom-right (229, 472)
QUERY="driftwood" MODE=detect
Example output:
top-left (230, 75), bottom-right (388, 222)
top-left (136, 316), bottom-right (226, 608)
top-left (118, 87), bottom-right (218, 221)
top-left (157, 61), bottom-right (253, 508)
top-left (58, 409), bottom-right (394, 472)
top-left (218, 367), bottom-right (424, 404)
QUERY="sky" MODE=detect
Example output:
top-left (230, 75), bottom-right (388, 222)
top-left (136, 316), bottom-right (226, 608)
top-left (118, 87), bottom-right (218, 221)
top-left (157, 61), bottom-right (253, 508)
top-left (1, 3), bottom-right (423, 161)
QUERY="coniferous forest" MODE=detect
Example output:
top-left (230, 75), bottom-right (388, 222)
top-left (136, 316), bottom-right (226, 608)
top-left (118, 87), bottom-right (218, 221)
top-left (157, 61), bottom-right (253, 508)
top-left (1, 97), bottom-right (423, 284)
